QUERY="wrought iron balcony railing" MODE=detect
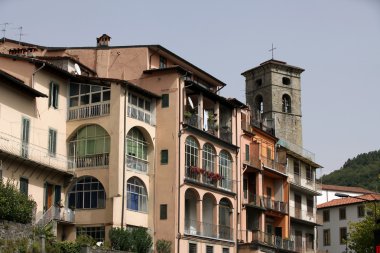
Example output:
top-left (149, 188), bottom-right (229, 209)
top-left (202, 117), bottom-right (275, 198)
top-left (68, 102), bottom-right (110, 121)
top-left (238, 230), bottom-right (295, 251)
top-left (69, 153), bottom-right (109, 169)
top-left (184, 219), bottom-right (234, 241)
top-left (262, 196), bottom-right (288, 214)
top-left (35, 206), bottom-right (75, 227)
top-left (185, 166), bottom-right (235, 192)
top-left (126, 155), bottom-right (148, 173)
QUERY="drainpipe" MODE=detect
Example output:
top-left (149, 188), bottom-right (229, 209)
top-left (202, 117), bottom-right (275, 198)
top-left (121, 86), bottom-right (127, 228)
top-left (235, 107), bottom-right (239, 250)
top-left (32, 63), bottom-right (45, 88)
top-left (177, 75), bottom-right (183, 253)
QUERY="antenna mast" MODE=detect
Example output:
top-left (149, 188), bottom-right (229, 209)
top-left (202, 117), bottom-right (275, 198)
top-left (1, 22), bottom-right (11, 43)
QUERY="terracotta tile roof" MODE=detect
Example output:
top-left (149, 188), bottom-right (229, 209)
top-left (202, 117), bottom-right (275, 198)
top-left (317, 193), bottom-right (380, 209)
top-left (321, 184), bottom-right (375, 194)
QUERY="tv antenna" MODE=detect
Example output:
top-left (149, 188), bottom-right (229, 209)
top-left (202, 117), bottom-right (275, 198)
top-left (15, 26), bottom-right (26, 45)
top-left (1, 22), bottom-right (11, 43)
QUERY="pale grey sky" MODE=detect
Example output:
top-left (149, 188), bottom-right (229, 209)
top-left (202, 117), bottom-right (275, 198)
top-left (1, 0), bottom-right (379, 176)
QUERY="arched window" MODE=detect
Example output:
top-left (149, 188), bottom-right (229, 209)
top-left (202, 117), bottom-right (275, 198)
top-left (255, 95), bottom-right (264, 115)
top-left (127, 177), bottom-right (147, 213)
top-left (185, 137), bottom-right (199, 168)
top-left (126, 128), bottom-right (148, 172)
top-left (68, 176), bottom-right (106, 209)
top-left (184, 189), bottom-right (199, 235)
top-left (203, 194), bottom-right (216, 237)
top-left (219, 151), bottom-right (232, 191)
top-left (219, 198), bottom-right (232, 240)
top-left (202, 143), bottom-right (215, 172)
top-left (282, 94), bottom-right (291, 113)
top-left (68, 125), bottom-right (110, 168)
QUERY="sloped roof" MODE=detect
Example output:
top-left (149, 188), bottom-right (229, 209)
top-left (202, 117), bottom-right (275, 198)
top-left (321, 184), bottom-right (375, 194)
top-left (317, 193), bottom-right (380, 209)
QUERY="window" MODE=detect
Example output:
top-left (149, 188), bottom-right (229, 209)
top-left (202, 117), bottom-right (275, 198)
top-left (162, 94), bottom-right (169, 108)
top-left (126, 128), bottom-right (148, 172)
top-left (69, 83), bottom-right (110, 108)
top-left (21, 117), bottom-right (30, 158)
top-left (255, 79), bottom-right (262, 86)
top-left (306, 165), bottom-right (313, 181)
top-left (245, 144), bottom-right (249, 161)
top-left (185, 137), bottom-right (199, 168)
top-left (206, 245), bottom-right (213, 253)
top-left (323, 229), bottom-right (330, 246)
top-left (339, 207), bottom-right (346, 220)
top-left (77, 226), bottom-right (105, 242)
top-left (282, 77), bottom-right (291, 85)
top-left (20, 177), bottom-right (28, 195)
top-left (340, 227), bottom-right (347, 244)
top-left (307, 198), bottom-right (314, 214)
top-left (127, 93), bottom-right (152, 124)
top-left (266, 147), bottom-right (272, 160)
top-left (48, 128), bottom-right (57, 156)
top-left (49, 82), bottom-right (59, 109)
top-left (161, 150), bottom-right (168, 164)
top-left (255, 95), bottom-right (264, 114)
top-left (282, 94), bottom-right (291, 113)
top-left (127, 177), bottom-right (147, 212)
top-left (358, 205), bottom-right (365, 218)
top-left (294, 160), bottom-right (300, 175)
top-left (306, 233), bottom-right (314, 249)
top-left (219, 151), bottom-right (232, 190)
top-left (219, 198), bottom-right (232, 240)
top-left (159, 56), bottom-right (167, 69)
top-left (189, 243), bottom-right (197, 253)
top-left (160, 204), bottom-right (167, 220)
top-left (222, 248), bottom-right (230, 253)
top-left (68, 176), bottom-right (106, 209)
top-left (202, 143), bottom-right (215, 171)
top-left (243, 177), bottom-right (248, 199)
top-left (323, 210), bottom-right (330, 222)
top-left (68, 125), bottom-right (110, 168)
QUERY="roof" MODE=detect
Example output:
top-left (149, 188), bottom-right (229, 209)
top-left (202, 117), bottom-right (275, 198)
top-left (143, 65), bottom-right (190, 75)
top-left (241, 59), bottom-right (305, 76)
top-left (317, 193), bottom-right (380, 209)
top-left (321, 184), bottom-right (375, 194)
top-left (0, 69), bottom-right (47, 97)
top-left (36, 56), bottom-right (97, 75)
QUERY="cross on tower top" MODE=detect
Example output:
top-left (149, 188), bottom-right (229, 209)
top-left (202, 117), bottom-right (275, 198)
top-left (269, 43), bottom-right (277, 60)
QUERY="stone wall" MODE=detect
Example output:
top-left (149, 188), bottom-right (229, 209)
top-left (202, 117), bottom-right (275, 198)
top-left (0, 220), bottom-right (33, 240)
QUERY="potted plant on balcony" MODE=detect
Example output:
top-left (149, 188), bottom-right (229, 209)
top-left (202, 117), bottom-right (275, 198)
top-left (184, 111), bottom-right (192, 119)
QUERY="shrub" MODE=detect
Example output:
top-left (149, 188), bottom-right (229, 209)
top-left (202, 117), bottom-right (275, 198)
top-left (0, 179), bottom-right (36, 224)
top-left (109, 227), bottom-right (152, 252)
top-left (131, 227), bottom-right (153, 253)
top-left (109, 227), bottom-right (132, 250)
top-left (156, 239), bottom-right (172, 253)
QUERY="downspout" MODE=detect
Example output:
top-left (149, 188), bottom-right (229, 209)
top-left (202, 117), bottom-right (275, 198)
top-left (121, 86), bottom-right (127, 228)
top-left (235, 107), bottom-right (239, 249)
top-left (32, 63), bottom-right (45, 88)
top-left (177, 75), bottom-right (182, 253)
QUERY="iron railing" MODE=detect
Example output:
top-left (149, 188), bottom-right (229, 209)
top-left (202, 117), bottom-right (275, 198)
top-left (184, 114), bottom-right (202, 129)
top-left (242, 193), bottom-right (262, 207)
top-left (242, 153), bottom-right (261, 168)
top-left (68, 102), bottom-right (110, 120)
top-left (262, 196), bottom-right (288, 214)
top-left (184, 219), bottom-right (234, 240)
top-left (289, 205), bottom-right (321, 224)
top-left (185, 167), bottom-right (235, 192)
top-left (35, 206), bottom-right (74, 227)
top-left (277, 139), bottom-right (315, 162)
top-left (69, 153), bottom-right (109, 169)
top-left (127, 105), bottom-right (154, 125)
top-left (0, 131), bottom-right (72, 172)
top-left (288, 174), bottom-right (321, 192)
top-left (126, 155), bottom-right (148, 173)
top-left (261, 156), bottom-right (286, 174)
top-left (239, 230), bottom-right (295, 251)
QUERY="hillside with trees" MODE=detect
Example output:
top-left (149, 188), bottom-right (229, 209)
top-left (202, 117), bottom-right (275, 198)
top-left (320, 149), bottom-right (380, 192)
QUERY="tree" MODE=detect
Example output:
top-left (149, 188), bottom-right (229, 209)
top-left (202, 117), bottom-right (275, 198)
top-left (348, 204), bottom-right (380, 253)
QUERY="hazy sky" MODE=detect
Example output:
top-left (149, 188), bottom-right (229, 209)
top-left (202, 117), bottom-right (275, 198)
top-left (1, 0), bottom-right (379, 176)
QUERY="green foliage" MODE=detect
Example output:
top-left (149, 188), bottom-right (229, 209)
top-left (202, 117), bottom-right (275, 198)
top-left (75, 234), bottom-right (96, 247)
top-left (320, 149), bottom-right (380, 191)
top-left (0, 179), bottom-right (36, 223)
top-left (0, 238), bottom-right (29, 253)
top-left (348, 205), bottom-right (380, 253)
top-left (109, 227), bottom-right (152, 252)
top-left (50, 241), bottom-right (81, 253)
top-left (156, 239), bottom-right (172, 253)
top-left (33, 223), bottom-right (55, 243)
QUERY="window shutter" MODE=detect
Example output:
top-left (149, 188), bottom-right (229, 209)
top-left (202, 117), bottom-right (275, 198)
top-left (49, 82), bottom-right (53, 107)
top-left (54, 84), bottom-right (59, 108)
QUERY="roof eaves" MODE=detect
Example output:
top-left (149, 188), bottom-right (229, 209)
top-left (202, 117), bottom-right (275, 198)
top-left (0, 69), bottom-right (47, 97)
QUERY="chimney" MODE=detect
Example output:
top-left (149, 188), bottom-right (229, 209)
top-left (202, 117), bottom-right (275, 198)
top-left (97, 34), bottom-right (111, 47)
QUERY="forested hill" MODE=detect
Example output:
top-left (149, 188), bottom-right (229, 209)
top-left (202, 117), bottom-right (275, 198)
top-left (320, 149), bottom-right (380, 192)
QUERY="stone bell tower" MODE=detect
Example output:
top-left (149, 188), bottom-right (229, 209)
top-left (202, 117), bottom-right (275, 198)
top-left (242, 59), bottom-right (305, 146)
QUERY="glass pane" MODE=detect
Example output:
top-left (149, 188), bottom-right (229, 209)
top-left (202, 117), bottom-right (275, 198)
top-left (91, 85), bottom-right (101, 92)
top-left (84, 192), bottom-right (91, 208)
top-left (103, 91), bottom-right (110, 101)
top-left (80, 95), bottom-right (90, 105)
top-left (87, 140), bottom-right (95, 155)
top-left (138, 98), bottom-right (144, 108)
top-left (80, 84), bottom-right (90, 94)
top-left (145, 101), bottom-right (151, 111)
top-left (132, 95), bottom-right (138, 106)
top-left (70, 83), bottom-right (79, 96)
top-left (70, 97), bottom-right (79, 107)
top-left (91, 93), bottom-right (101, 103)
top-left (77, 192), bottom-right (83, 208)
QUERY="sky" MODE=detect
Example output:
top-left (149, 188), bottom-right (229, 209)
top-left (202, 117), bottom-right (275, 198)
top-left (1, 0), bottom-right (379, 176)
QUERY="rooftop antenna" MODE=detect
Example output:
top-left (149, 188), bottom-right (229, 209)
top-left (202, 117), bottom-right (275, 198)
top-left (1, 22), bottom-right (11, 43)
top-left (269, 43), bottom-right (277, 60)
top-left (16, 26), bottom-right (25, 45)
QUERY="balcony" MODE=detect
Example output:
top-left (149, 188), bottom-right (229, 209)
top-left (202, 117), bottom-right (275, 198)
top-left (126, 154), bottom-right (148, 173)
top-left (184, 219), bottom-right (234, 241)
top-left (262, 196), bottom-right (288, 214)
top-left (68, 102), bottom-right (110, 121)
top-left (242, 153), bottom-right (261, 169)
top-left (242, 193), bottom-right (263, 208)
top-left (35, 206), bottom-right (75, 227)
top-left (127, 104), bottom-right (155, 125)
top-left (277, 139), bottom-right (315, 162)
top-left (289, 205), bottom-right (321, 225)
top-left (261, 156), bottom-right (286, 174)
top-left (0, 131), bottom-right (72, 172)
top-left (288, 174), bottom-right (321, 193)
top-left (185, 166), bottom-right (235, 193)
top-left (69, 153), bottom-right (109, 169)
top-left (239, 230), bottom-right (295, 251)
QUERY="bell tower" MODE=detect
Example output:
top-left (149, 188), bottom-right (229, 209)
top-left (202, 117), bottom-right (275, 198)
top-left (242, 59), bottom-right (305, 146)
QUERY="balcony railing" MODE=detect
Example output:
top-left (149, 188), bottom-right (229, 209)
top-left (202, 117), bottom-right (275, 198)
top-left (239, 230), bottom-right (295, 251)
top-left (242, 153), bottom-right (261, 169)
top-left (127, 105), bottom-right (154, 125)
top-left (261, 156), bottom-right (286, 174)
top-left (0, 131), bottom-right (72, 172)
top-left (184, 114), bottom-right (202, 129)
top-left (288, 174), bottom-right (321, 192)
top-left (262, 196), bottom-right (288, 214)
top-left (185, 166), bottom-right (235, 192)
top-left (69, 153), bottom-right (109, 169)
top-left (243, 193), bottom-right (262, 208)
top-left (68, 102), bottom-right (110, 121)
top-left (289, 205), bottom-right (321, 224)
top-left (35, 206), bottom-right (75, 227)
top-left (277, 139), bottom-right (315, 162)
top-left (126, 155), bottom-right (148, 173)
top-left (220, 126), bottom-right (232, 143)
top-left (184, 219), bottom-right (233, 241)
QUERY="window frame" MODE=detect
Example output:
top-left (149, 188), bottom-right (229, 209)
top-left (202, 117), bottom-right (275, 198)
top-left (159, 56), bottom-right (167, 69)
top-left (160, 204), bottom-right (167, 220)
top-left (162, 94), bottom-right (169, 108)
top-left (69, 82), bottom-right (110, 108)
top-left (323, 209), bottom-right (330, 222)
top-left (161, 149), bottom-right (168, 165)
top-left (127, 177), bottom-right (148, 213)
top-left (49, 81), bottom-right (59, 109)
top-left (68, 176), bottom-right (106, 209)
top-left (185, 137), bottom-right (199, 168)
top-left (358, 205), bottom-right (365, 218)
top-left (20, 177), bottom-right (28, 195)
top-left (48, 128), bottom-right (57, 157)
top-left (340, 227), bottom-right (347, 245)
top-left (202, 143), bottom-right (215, 172)
top-left (282, 94), bottom-right (291, 113)
top-left (76, 226), bottom-right (105, 242)
top-left (219, 150), bottom-right (232, 190)
top-left (339, 207), bottom-right (346, 220)
top-left (323, 229), bottom-right (330, 246)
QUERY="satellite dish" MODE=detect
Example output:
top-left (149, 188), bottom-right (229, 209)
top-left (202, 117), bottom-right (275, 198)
top-left (188, 97), bottom-right (194, 109)
top-left (74, 63), bottom-right (81, 75)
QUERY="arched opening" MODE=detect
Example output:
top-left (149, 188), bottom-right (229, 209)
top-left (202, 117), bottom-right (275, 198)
top-left (255, 95), bottom-right (264, 117)
top-left (219, 150), bottom-right (232, 191)
top-left (282, 94), bottom-right (291, 113)
top-left (203, 193), bottom-right (217, 238)
top-left (68, 176), bottom-right (106, 209)
top-left (126, 177), bottom-right (147, 213)
top-left (126, 128), bottom-right (148, 173)
top-left (68, 125), bottom-right (110, 168)
top-left (184, 188), bottom-right (200, 235)
top-left (219, 198), bottom-right (233, 240)
top-left (185, 136), bottom-right (200, 180)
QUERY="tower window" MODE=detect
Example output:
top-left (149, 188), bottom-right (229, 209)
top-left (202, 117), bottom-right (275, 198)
top-left (255, 95), bottom-right (264, 115)
top-left (282, 77), bottom-right (291, 85)
top-left (282, 94), bottom-right (291, 113)
top-left (255, 79), bottom-right (262, 86)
